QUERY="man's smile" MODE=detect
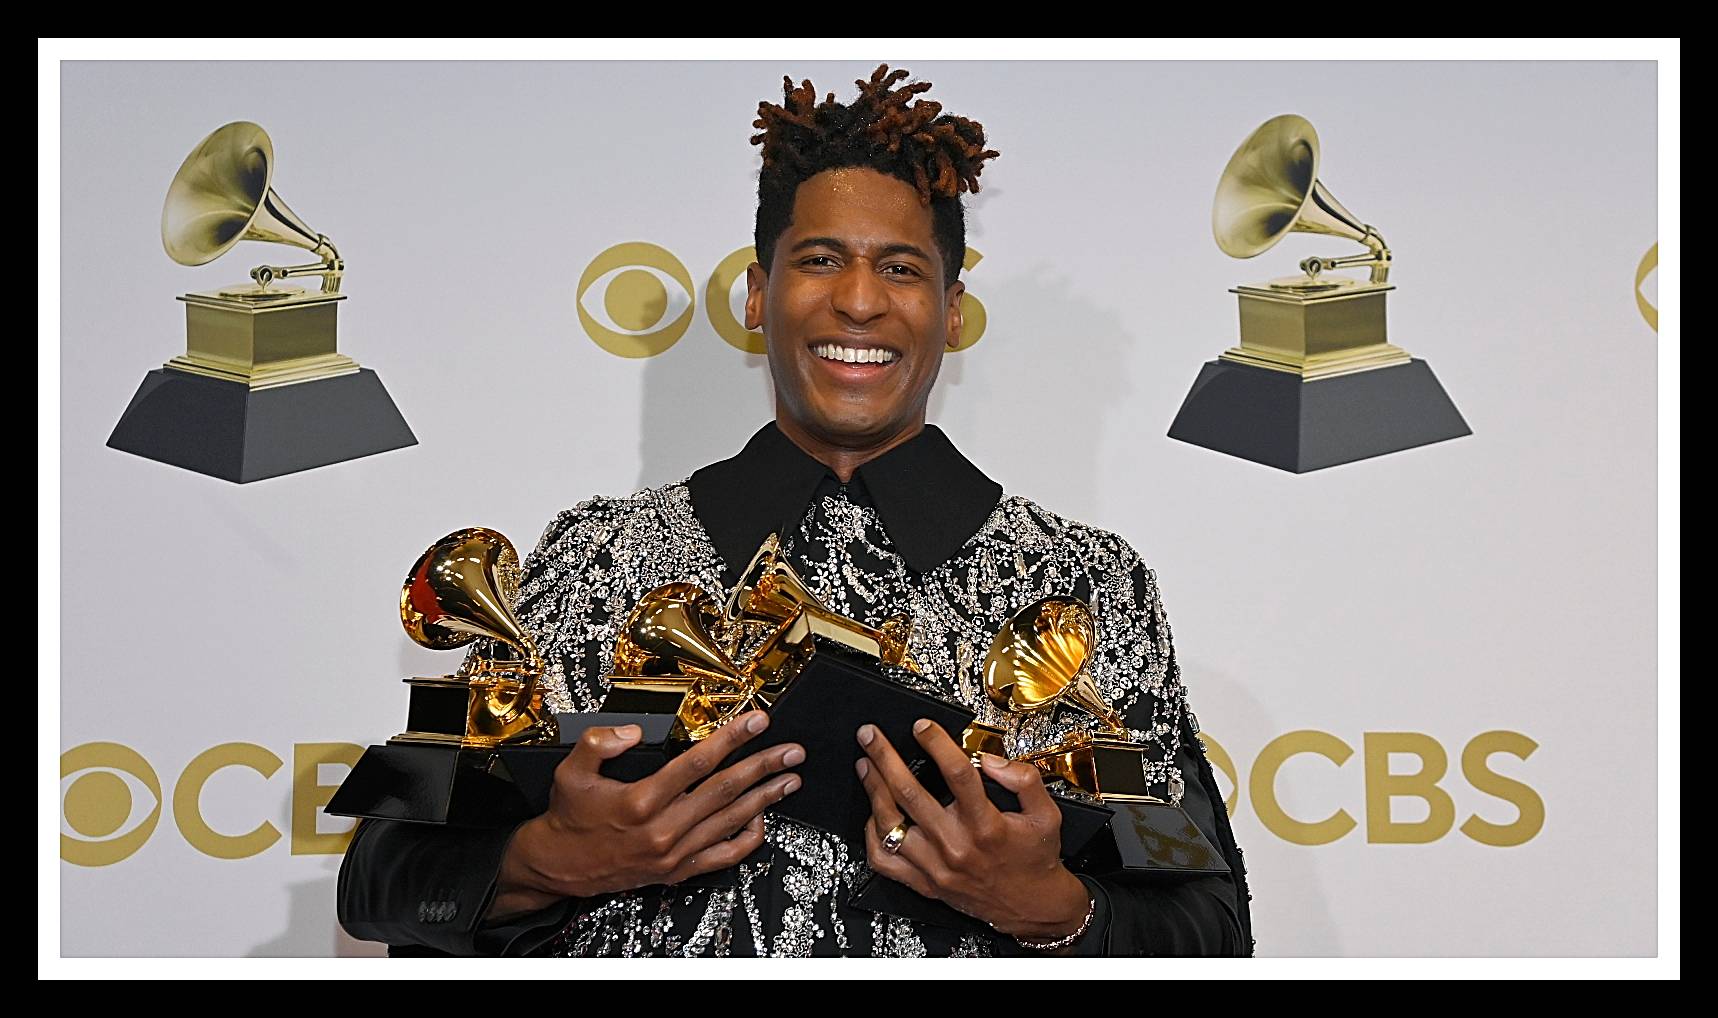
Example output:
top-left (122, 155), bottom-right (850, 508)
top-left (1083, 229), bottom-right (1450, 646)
top-left (808, 339), bottom-right (903, 381)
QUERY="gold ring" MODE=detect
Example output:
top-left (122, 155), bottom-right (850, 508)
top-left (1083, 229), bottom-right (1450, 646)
top-left (881, 820), bottom-right (911, 855)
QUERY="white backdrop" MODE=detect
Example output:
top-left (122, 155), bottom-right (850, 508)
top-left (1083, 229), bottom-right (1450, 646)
top-left (57, 60), bottom-right (1659, 956)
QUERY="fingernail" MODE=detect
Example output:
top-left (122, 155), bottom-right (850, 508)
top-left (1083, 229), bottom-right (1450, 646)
top-left (912, 718), bottom-right (931, 734)
top-left (746, 712), bottom-right (768, 733)
top-left (857, 725), bottom-right (875, 746)
top-left (855, 758), bottom-right (870, 779)
top-left (618, 725), bottom-right (641, 739)
top-left (980, 752), bottom-right (1005, 769)
top-left (782, 775), bottom-right (802, 794)
top-left (783, 746), bottom-right (806, 767)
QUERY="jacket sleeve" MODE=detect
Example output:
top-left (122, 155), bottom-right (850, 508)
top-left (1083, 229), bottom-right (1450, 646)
top-left (1058, 537), bottom-right (1255, 957)
top-left (1080, 716), bottom-right (1254, 956)
top-left (336, 816), bottom-right (580, 956)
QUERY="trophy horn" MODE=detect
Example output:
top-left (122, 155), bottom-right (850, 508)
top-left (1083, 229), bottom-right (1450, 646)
top-left (161, 121), bottom-right (344, 294)
top-left (726, 534), bottom-right (919, 671)
top-left (609, 582), bottom-right (762, 744)
top-left (401, 528), bottom-right (540, 672)
top-left (1212, 113), bottom-right (1390, 286)
top-left (983, 597), bottom-right (1127, 734)
top-left (725, 533), bottom-right (825, 624)
top-left (612, 583), bottom-right (749, 686)
top-left (398, 528), bottom-right (553, 747)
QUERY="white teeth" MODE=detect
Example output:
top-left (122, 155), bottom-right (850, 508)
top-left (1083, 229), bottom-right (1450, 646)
top-left (814, 344), bottom-right (896, 364)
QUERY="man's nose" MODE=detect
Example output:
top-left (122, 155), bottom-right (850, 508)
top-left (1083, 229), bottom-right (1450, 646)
top-left (830, 263), bottom-right (888, 326)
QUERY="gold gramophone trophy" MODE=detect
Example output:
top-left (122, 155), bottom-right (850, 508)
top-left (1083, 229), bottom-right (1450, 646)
top-left (107, 121), bottom-right (414, 483)
top-left (604, 534), bottom-right (924, 746)
top-left (327, 528), bottom-right (572, 826)
top-left (982, 597), bottom-right (1229, 878)
top-left (600, 533), bottom-right (971, 842)
top-left (1167, 114), bottom-right (1469, 473)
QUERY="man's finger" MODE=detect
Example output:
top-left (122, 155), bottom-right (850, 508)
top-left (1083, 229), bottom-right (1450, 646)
top-left (563, 724), bottom-right (643, 775)
top-left (658, 742), bottom-right (804, 836)
top-left (980, 753), bottom-right (1061, 825)
top-left (856, 724), bottom-right (953, 840)
top-left (665, 814), bottom-right (767, 885)
top-left (863, 812), bottom-right (941, 901)
top-left (913, 718), bottom-right (993, 818)
top-left (856, 754), bottom-right (905, 834)
top-left (673, 770), bottom-right (801, 864)
top-left (639, 709), bottom-right (771, 810)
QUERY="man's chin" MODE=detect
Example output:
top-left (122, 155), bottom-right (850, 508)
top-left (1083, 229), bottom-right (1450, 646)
top-left (796, 408), bottom-right (915, 449)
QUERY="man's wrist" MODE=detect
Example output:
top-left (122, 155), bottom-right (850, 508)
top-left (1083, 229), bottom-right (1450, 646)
top-left (1007, 870), bottom-right (1096, 951)
top-left (994, 868), bottom-right (1092, 940)
top-left (483, 816), bottom-right (564, 921)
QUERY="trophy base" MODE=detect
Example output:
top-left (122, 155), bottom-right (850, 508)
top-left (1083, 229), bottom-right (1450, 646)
top-left (107, 367), bottom-right (416, 482)
top-left (1070, 800), bottom-right (1232, 881)
top-left (715, 642), bottom-right (976, 845)
top-left (325, 713), bottom-right (678, 826)
top-left (1167, 357), bottom-right (1470, 473)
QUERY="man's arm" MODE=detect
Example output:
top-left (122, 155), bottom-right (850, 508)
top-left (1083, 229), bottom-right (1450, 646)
top-left (1059, 538), bottom-right (1255, 957)
top-left (1070, 716), bottom-right (1253, 956)
top-left (336, 817), bottom-right (579, 956)
top-left (335, 509), bottom-right (591, 956)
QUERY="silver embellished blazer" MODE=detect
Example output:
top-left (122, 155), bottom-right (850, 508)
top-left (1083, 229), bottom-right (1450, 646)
top-left (337, 423), bottom-right (1253, 957)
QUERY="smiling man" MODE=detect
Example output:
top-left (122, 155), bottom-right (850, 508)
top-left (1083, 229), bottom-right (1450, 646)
top-left (337, 65), bottom-right (1253, 958)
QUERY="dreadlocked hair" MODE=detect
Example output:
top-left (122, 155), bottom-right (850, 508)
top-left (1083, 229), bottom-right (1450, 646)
top-left (751, 64), bottom-right (1000, 286)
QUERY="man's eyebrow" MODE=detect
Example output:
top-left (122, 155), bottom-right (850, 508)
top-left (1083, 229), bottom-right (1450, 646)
top-left (790, 236), bottom-right (845, 252)
top-left (788, 237), bottom-right (936, 263)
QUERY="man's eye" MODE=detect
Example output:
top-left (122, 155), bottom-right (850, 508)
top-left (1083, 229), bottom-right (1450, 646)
top-left (802, 255), bottom-right (837, 268)
top-left (883, 264), bottom-right (921, 277)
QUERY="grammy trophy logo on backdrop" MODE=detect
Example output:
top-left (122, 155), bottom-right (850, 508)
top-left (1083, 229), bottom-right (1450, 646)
top-left (576, 243), bottom-right (988, 358)
top-left (1168, 114), bottom-right (1472, 474)
top-left (106, 121), bottom-right (416, 484)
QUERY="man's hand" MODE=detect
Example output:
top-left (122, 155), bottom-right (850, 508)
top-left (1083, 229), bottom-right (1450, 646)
top-left (855, 720), bottom-right (1090, 943)
top-left (487, 710), bottom-right (802, 920)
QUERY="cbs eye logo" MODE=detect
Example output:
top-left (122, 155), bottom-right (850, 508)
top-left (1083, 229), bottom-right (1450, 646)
top-left (577, 243), bottom-right (988, 358)
top-left (60, 743), bottom-right (163, 868)
top-left (1635, 242), bottom-right (1658, 333)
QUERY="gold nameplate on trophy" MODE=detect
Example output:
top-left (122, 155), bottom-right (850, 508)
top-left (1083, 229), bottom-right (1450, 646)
top-left (982, 596), bottom-right (1157, 802)
top-left (393, 528), bottom-right (558, 749)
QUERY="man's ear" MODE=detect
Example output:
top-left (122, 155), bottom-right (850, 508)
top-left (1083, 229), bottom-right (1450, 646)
top-left (944, 279), bottom-right (966, 350)
top-left (744, 262), bottom-right (768, 332)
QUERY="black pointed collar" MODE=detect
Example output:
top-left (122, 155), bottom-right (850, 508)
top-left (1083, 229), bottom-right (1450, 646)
top-left (687, 421), bottom-right (1003, 584)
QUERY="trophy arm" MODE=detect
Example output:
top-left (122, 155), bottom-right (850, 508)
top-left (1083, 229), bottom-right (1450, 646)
top-left (250, 235), bottom-right (344, 293)
top-left (1298, 225), bottom-right (1390, 285)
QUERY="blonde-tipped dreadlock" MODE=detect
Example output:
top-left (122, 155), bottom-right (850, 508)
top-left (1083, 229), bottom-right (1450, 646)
top-left (751, 64), bottom-right (999, 285)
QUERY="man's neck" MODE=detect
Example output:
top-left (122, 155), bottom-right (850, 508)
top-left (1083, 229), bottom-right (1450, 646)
top-left (772, 412), bottom-right (927, 484)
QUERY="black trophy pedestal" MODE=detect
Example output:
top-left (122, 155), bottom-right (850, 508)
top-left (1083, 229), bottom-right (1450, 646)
top-left (714, 645), bottom-right (975, 845)
top-left (1167, 358), bottom-right (1470, 473)
top-left (1069, 800), bottom-right (1232, 880)
top-left (325, 714), bottom-right (676, 828)
top-left (107, 368), bottom-right (416, 483)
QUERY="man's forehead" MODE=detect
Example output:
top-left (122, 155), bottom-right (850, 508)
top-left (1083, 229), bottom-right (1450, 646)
top-left (787, 168), bottom-right (936, 248)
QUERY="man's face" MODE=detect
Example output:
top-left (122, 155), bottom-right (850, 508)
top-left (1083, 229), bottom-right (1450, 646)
top-left (746, 167), bottom-right (964, 449)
